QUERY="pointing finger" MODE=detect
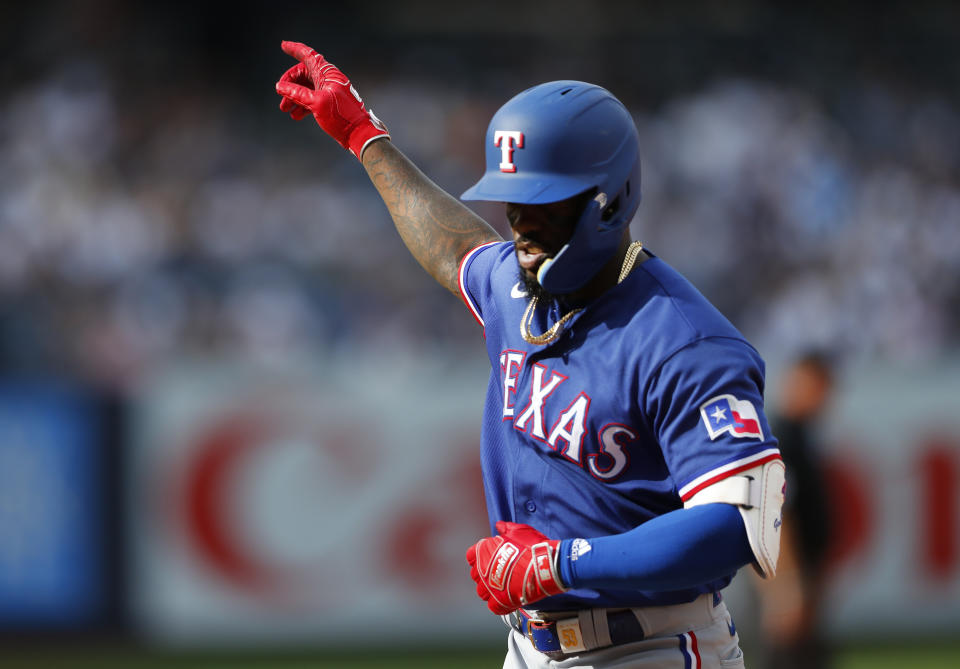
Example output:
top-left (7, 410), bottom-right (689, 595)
top-left (281, 40), bottom-right (319, 63)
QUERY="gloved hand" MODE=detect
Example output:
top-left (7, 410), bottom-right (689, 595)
top-left (275, 40), bottom-right (390, 161)
top-left (466, 521), bottom-right (567, 615)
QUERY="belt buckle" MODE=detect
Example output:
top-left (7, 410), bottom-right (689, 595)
top-left (526, 618), bottom-right (552, 649)
top-left (525, 615), bottom-right (566, 657)
top-left (520, 611), bottom-right (574, 658)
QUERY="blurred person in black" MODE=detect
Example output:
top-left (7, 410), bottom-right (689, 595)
top-left (758, 351), bottom-right (836, 669)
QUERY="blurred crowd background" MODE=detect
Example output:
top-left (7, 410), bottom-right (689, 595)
top-left (1, 1), bottom-right (959, 667)
top-left (2, 0), bottom-right (959, 382)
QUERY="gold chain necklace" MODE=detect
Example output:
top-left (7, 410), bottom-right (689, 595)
top-left (521, 241), bottom-right (644, 346)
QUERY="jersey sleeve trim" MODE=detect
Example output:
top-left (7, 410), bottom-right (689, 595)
top-left (458, 241), bottom-right (501, 328)
top-left (678, 448), bottom-right (782, 502)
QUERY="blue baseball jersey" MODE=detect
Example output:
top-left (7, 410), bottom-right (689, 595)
top-left (458, 241), bottom-right (780, 610)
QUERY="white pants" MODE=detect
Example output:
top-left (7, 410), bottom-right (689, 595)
top-left (502, 595), bottom-right (745, 669)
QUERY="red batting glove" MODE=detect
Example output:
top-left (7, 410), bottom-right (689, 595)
top-left (465, 521), bottom-right (567, 615)
top-left (275, 40), bottom-right (390, 161)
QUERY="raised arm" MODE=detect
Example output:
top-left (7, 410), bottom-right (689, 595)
top-left (361, 140), bottom-right (501, 294)
top-left (275, 41), bottom-right (502, 296)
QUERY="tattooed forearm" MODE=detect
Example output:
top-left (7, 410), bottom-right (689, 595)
top-left (362, 140), bottom-right (502, 295)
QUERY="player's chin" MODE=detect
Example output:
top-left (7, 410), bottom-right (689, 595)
top-left (520, 265), bottom-right (538, 286)
top-left (517, 266), bottom-right (555, 303)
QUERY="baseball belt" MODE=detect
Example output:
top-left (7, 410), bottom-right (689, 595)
top-left (507, 591), bottom-right (723, 660)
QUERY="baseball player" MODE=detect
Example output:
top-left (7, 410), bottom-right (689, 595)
top-left (275, 41), bottom-right (785, 668)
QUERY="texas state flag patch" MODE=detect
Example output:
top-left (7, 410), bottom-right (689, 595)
top-left (700, 394), bottom-right (763, 440)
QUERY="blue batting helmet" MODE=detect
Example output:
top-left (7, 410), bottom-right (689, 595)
top-left (461, 80), bottom-right (641, 294)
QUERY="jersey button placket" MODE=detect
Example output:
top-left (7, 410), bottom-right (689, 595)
top-left (524, 499), bottom-right (537, 513)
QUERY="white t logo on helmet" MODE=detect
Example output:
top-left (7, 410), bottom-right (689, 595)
top-left (494, 130), bottom-right (524, 173)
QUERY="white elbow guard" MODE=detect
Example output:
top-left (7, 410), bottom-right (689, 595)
top-left (684, 458), bottom-right (787, 578)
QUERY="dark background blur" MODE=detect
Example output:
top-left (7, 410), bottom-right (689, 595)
top-left (1, 1), bottom-right (959, 667)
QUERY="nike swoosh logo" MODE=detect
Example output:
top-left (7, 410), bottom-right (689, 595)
top-left (510, 282), bottom-right (527, 299)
